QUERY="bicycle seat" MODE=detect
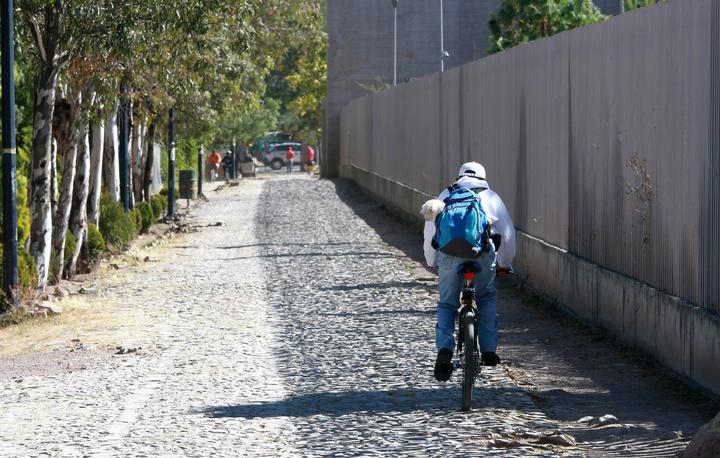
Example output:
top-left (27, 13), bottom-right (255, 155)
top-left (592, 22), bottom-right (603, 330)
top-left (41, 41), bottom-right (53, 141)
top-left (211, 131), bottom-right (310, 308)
top-left (456, 262), bottom-right (482, 275)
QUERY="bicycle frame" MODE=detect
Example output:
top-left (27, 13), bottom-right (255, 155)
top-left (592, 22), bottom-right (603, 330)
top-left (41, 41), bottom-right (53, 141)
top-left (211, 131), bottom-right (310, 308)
top-left (455, 271), bottom-right (480, 373)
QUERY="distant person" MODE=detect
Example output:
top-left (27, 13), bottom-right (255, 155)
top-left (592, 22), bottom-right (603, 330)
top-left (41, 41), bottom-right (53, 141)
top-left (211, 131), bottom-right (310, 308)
top-left (207, 150), bottom-right (221, 182)
top-left (306, 145), bottom-right (316, 175)
top-left (221, 151), bottom-right (233, 183)
top-left (286, 146), bottom-right (295, 173)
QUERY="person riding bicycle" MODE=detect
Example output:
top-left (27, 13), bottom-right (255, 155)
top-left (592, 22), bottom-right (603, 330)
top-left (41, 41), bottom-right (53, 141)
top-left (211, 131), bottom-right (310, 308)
top-left (421, 161), bottom-right (516, 382)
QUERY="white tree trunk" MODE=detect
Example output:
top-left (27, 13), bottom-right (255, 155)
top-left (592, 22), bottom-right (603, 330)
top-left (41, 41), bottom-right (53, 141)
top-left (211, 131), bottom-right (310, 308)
top-left (50, 91), bottom-right (81, 284)
top-left (127, 104), bottom-right (135, 209)
top-left (50, 137), bottom-right (58, 218)
top-left (151, 144), bottom-right (162, 194)
top-left (29, 69), bottom-right (59, 290)
top-left (87, 121), bottom-right (104, 225)
top-left (102, 102), bottom-right (120, 201)
top-left (68, 120), bottom-right (90, 277)
top-left (131, 115), bottom-right (145, 202)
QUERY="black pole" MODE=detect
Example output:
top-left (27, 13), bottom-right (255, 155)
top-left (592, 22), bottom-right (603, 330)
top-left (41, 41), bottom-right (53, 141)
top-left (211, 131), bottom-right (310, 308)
top-left (167, 108), bottom-right (175, 217)
top-left (1, 0), bottom-right (17, 309)
top-left (197, 146), bottom-right (203, 196)
top-left (119, 93), bottom-right (130, 212)
top-left (232, 142), bottom-right (237, 179)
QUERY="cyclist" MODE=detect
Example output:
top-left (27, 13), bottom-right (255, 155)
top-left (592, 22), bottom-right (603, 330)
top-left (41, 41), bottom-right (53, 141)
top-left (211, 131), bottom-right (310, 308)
top-left (422, 162), bottom-right (516, 381)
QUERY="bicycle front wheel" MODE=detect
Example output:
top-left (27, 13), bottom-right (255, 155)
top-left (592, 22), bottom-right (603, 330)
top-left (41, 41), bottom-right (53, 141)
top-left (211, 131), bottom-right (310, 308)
top-left (461, 310), bottom-right (476, 411)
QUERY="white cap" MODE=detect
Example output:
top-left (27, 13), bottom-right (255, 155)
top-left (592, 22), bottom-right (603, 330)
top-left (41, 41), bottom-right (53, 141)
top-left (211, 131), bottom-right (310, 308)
top-left (457, 162), bottom-right (486, 179)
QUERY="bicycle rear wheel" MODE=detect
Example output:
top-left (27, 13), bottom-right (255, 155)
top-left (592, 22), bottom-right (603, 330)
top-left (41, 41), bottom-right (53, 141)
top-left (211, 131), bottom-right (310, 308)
top-left (461, 310), bottom-right (476, 411)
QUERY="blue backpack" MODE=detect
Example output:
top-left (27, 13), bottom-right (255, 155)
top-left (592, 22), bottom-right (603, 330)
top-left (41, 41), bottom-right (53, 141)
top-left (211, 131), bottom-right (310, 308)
top-left (432, 185), bottom-right (490, 258)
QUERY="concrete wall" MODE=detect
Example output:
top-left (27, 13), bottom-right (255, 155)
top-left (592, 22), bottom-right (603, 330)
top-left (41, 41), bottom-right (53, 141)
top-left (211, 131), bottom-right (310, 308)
top-left (339, 0), bottom-right (720, 395)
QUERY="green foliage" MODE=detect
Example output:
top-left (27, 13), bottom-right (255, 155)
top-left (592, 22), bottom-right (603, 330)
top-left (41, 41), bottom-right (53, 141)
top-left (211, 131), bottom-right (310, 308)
top-left (99, 199), bottom-right (137, 247)
top-left (64, 231), bottom-right (76, 270)
top-left (18, 249), bottom-right (37, 296)
top-left (136, 202), bottom-right (155, 234)
top-left (150, 195), bottom-right (164, 220)
top-left (488, 0), bottom-right (606, 54)
top-left (133, 209), bottom-right (142, 234)
top-left (0, 244), bottom-right (38, 299)
top-left (260, 0), bottom-right (327, 143)
top-left (86, 224), bottom-right (106, 263)
top-left (624, 0), bottom-right (657, 10)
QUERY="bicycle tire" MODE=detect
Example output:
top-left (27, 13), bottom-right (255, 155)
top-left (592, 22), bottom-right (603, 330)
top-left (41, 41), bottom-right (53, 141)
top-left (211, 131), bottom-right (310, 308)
top-left (461, 310), bottom-right (475, 411)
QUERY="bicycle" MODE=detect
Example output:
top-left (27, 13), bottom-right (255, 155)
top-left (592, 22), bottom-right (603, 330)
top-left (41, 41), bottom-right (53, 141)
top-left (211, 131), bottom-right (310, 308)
top-left (454, 262), bottom-right (513, 412)
top-left (454, 262), bottom-right (482, 411)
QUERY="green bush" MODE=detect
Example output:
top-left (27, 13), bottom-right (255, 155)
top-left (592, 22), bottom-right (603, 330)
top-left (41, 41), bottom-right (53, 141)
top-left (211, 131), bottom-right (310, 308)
top-left (64, 231), bottom-right (76, 268)
top-left (137, 202), bottom-right (155, 234)
top-left (150, 195), bottom-right (163, 220)
top-left (86, 224), bottom-right (106, 262)
top-left (99, 199), bottom-right (137, 247)
top-left (157, 195), bottom-right (168, 212)
top-left (0, 244), bottom-right (38, 298)
top-left (133, 209), bottom-right (142, 234)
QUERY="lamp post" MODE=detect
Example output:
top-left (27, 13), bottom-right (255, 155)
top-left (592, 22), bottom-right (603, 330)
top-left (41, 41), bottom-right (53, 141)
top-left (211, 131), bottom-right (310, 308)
top-left (197, 146), bottom-right (203, 197)
top-left (440, 0), bottom-right (445, 72)
top-left (1, 0), bottom-right (17, 309)
top-left (392, 0), bottom-right (398, 86)
top-left (167, 108), bottom-right (175, 218)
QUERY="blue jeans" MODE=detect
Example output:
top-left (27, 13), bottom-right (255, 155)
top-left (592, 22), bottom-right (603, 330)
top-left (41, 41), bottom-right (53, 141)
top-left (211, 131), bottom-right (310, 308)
top-left (436, 248), bottom-right (497, 354)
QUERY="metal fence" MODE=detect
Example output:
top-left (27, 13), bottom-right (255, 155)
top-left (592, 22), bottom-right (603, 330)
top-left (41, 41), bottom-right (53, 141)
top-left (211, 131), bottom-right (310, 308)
top-left (340, 0), bottom-right (720, 313)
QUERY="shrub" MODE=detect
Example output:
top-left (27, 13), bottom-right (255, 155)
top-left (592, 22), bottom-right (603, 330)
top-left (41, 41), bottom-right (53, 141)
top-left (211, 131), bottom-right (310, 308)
top-left (99, 199), bottom-right (137, 247)
top-left (18, 249), bottom-right (37, 294)
top-left (137, 202), bottom-right (155, 234)
top-left (133, 209), bottom-right (142, 234)
top-left (0, 245), bottom-right (37, 298)
top-left (86, 224), bottom-right (106, 262)
top-left (157, 195), bottom-right (168, 212)
top-left (150, 195), bottom-right (163, 220)
top-left (64, 231), bottom-right (76, 269)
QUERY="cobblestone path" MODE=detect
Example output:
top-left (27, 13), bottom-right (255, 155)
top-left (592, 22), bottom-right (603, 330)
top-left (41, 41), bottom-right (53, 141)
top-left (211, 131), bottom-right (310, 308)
top-left (0, 175), bottom-right (715, 457)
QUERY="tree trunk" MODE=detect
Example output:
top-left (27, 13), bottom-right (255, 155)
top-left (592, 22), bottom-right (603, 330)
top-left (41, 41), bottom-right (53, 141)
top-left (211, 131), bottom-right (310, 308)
top-left (87, 120), bottom-right (104, 225)
top-left (29, 66), bottom-right (59, 290)
top-left (50, 137), bottom-right (58, 218)
top-left (131, 114), bottom-right (145, 203)
top-left (143, 120), bottom-right (156, 201)
top-left (127, 103), bottom-right (135, 209)
top-left (67, 118), bottom-right (90, 278)
top-left (49, 92), bottom-right (80, 284)
top-left (102, 101), bottom-right (120, 201)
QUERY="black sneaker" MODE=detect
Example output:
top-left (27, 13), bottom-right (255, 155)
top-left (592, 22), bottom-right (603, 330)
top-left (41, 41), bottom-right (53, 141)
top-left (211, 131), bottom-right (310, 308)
top-left (434, 348), bottom-right (454, 381)
top-left (481, 352), bottom-right (501, 366)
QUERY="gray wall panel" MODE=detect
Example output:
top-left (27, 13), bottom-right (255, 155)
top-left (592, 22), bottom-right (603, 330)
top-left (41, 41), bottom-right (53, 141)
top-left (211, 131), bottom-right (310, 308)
top-left (339, 0), bottom-right (719, 310)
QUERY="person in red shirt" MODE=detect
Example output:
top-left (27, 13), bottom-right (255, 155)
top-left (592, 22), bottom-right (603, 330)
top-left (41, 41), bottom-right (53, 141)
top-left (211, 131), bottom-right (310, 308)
top-left (306, 145), bottom-right (316, 175)
top-left (285, 146), bottom-right (295, 173)
top-left (207, 150), bottom-right (221, 182)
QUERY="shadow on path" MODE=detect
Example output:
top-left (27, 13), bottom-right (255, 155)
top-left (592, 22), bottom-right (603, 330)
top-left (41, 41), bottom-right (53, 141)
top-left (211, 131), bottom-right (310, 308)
top-left (200, 385), bottom-right (528, 419)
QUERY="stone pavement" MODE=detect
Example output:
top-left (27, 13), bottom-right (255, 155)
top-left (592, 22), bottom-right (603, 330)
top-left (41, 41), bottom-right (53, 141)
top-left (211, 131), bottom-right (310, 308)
top-left (0, 174), bottom-right (716, 457)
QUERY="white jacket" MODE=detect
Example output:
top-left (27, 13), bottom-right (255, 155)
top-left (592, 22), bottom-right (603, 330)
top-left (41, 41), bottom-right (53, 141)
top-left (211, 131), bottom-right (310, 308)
top-left (423, 176), bottom-right (516, 268)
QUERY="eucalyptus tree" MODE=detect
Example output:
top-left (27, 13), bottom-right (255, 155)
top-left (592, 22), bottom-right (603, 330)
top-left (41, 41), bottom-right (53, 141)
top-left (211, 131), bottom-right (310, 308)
top-left (16, 0), bottom-right (125, 288)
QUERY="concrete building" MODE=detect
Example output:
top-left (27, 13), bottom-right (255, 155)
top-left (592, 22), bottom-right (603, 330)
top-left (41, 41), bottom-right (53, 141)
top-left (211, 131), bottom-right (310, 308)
top-left (323, 0), bottom-right (624, 177)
